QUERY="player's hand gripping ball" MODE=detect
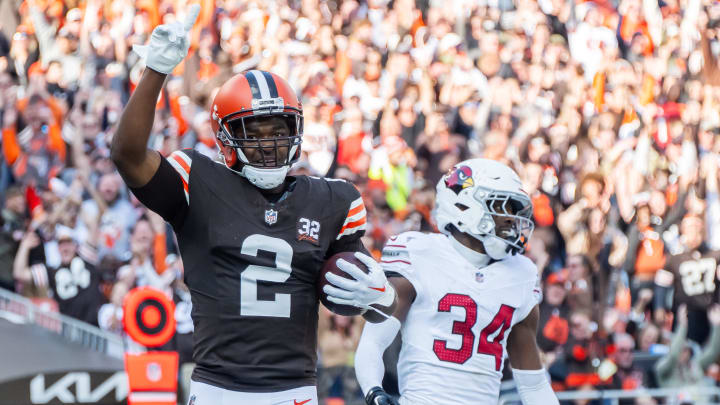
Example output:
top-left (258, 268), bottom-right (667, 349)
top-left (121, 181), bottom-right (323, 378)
top-left (318, 252), bottom-right (396, 322)
top-left (318, 252), bottom-right (367, 316)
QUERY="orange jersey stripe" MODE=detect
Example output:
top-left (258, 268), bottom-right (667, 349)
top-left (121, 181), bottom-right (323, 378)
top-left (347, 203), bottom-right (364, 218)
top-left (338, 216), bottom-right (366, 234)
top-left (171, 154), bottom-right (191, 175)
top-left (344, 216), bottom-right (367, 229)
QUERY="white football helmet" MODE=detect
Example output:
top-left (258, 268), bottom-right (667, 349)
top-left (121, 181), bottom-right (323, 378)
top-left (434, 158), bottom-right (534, 260)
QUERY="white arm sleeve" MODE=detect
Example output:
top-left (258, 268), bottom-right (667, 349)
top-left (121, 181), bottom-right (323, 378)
top-left (355, 316), bottom-right (401, 396)
top-left (512, 368), bottom-right (559, 405)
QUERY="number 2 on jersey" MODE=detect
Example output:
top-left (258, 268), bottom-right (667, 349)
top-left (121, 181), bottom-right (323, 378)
top-left (433, 293), bottom-right (515, 370)
top-left (240, 234), bottom-right (293, 317)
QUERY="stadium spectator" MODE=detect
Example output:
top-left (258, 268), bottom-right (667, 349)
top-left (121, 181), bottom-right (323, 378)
top-left (12, 224), bottom-right (106, 325)
top-left (654, 304), bottom-right (720, 400)
top-left (659, 213), bottom-right (720, 344)
top-left (537, 271), bottom-right (570, 355)
top-left (603, 333), bottom-right (652, 403)
top-left (0, 186), bottom-right (27, 291)
top-left (76, 172), bottom-right (136, 261)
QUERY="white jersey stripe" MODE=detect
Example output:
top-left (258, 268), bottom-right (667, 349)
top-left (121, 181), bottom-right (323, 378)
top-left (336, 223), bottom-right (367, 239)
top-left (172, 150), bottom-right (192, 167)
top-left (309, 176), bottom-right (346, 182)
top-left (348, 197), bottom-right (364, 210)
top-left (167, 157), bottom-right (190, 204)
top-left (343, 208), bottom-right (366, 225)
top-left (168, 157), bottom-right (189, 184)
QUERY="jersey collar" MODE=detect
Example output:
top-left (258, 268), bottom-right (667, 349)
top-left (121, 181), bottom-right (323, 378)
top-left (448, 234), bottom-right (492, 268)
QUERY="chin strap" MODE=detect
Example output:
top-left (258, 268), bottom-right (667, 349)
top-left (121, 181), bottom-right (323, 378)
top-left (478, 234), bottom-right (512, 260)
top-left (217, 150), bottom-right (291, 189)
top-left (241, 165), bottom-right (289, 189)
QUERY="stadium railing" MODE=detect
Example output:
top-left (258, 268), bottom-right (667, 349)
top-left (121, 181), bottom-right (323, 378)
top-left (0, 287), bottom-right (142, 359)
top-left (499, 385), bottom-right (720, 405)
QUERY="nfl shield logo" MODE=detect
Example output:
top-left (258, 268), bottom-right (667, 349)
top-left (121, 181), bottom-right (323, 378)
top-left (265, 208), bottom-right (278, 226)
top-left (475, 272), bottom-right (484, 283)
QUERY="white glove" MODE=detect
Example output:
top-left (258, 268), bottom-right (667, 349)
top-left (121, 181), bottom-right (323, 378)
top-left (324, 252), bottom-right (396, 313)
top-left (132, 4), bottom-right (200, 74)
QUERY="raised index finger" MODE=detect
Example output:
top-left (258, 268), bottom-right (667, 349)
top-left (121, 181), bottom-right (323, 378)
top-left (183, 4), bottom-right (201, 31)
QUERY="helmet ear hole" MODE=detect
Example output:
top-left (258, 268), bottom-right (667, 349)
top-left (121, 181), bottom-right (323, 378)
top-left (455, 203), bottom-right (470, 211)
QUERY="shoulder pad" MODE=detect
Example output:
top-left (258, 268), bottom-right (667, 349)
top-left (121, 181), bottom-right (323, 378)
top-left (505, 254), bottom-right (538, 277)
top-left (306, 176), bottom-right (359, 205)
top-left (384, 231), bottom-right (428, 249)
top-left (320, 177), bottom-right (358, 199)
top-left (323, 178), bottom-right (366, 240)
top-left (504, 254), bottom-right (542, 305)
top-left (380, 231), bottom-right (431, 267)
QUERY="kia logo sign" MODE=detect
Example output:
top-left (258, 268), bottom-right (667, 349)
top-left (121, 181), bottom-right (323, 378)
top-left (0, 371), bottom-right (129, 404)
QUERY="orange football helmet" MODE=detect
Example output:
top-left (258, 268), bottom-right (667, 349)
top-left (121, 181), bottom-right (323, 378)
top-left (210, 70), bottom-right (303, 188)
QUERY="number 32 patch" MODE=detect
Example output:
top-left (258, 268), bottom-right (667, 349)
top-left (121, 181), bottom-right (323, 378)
top-left (297, 217), bottom-right (320, 245)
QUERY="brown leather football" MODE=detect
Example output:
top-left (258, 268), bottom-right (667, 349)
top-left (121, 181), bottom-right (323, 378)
top-left (317, 252), bottom-right (367, 316)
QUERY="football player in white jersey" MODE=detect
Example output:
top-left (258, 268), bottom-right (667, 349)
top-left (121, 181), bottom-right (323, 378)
top-left (323, 159), bottom-right (559, 405)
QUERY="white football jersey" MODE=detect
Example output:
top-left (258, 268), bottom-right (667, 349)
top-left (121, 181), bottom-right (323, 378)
top-left (381, 232), bottom-right (541, 405)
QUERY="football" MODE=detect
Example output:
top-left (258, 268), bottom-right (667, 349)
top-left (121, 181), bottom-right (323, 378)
top-left (317, 252), bottom-right (367, 316)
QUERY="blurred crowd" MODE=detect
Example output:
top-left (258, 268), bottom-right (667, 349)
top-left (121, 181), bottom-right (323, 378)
top-left (4, 0), bottom-right (720, 403)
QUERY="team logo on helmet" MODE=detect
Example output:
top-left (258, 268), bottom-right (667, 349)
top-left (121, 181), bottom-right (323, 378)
top-left (445, 166), bottom-right (474, 194)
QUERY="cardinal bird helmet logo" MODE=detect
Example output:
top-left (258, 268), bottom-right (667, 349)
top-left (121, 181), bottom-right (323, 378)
top-left (445, 166), bottom-right (474, 194)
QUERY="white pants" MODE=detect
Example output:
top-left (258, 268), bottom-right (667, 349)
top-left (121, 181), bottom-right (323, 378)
top-left (187, 380), bottom-right (318, 405)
